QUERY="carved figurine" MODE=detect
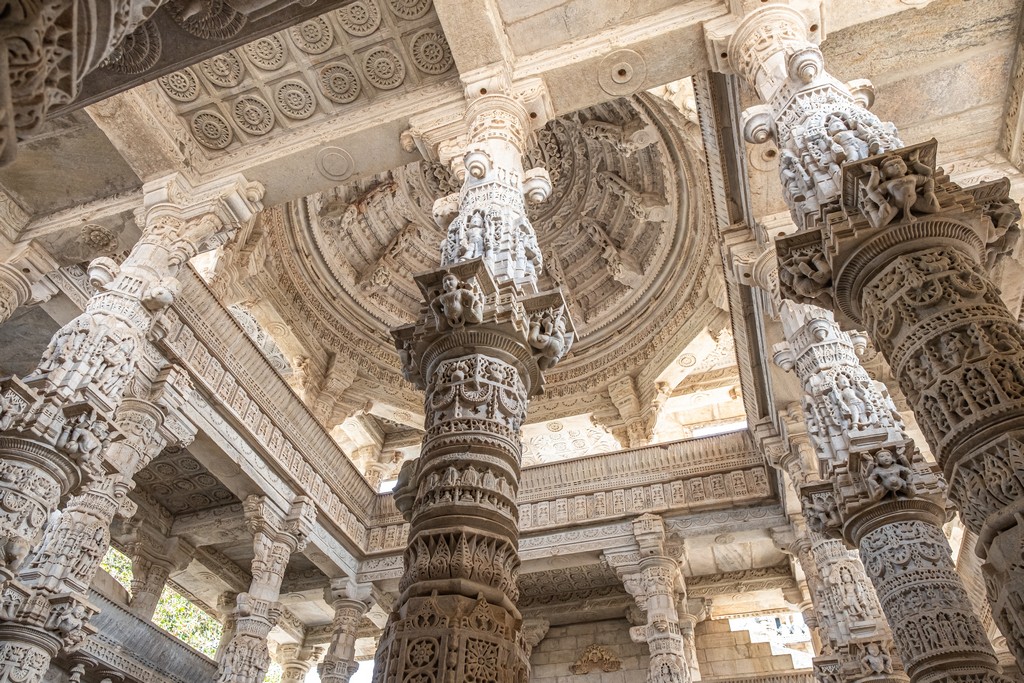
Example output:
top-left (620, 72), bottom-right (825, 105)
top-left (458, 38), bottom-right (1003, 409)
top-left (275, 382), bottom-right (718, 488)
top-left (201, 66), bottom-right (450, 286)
top-left (459, 210), bottom-right (489, 261)
top-left (835, 375), bottom-right (872, 429)
top-left (779, 249), bottom-right (833, 308)
top-left (528, 307), bottom-right (573, 370)
top-left (860, 153), bottom-right (941, 228)
top-left (780, 149), bottom-right (815, 204)
top-left (860, 642), bottom-right (892, 674)
top-left (864, 448), bottom-right (916, 502)
top-left (396, 339), bottom-right (419, 385)
top-left (431, 273), bottom-right (484, 330)
top-left (981, 196), bottom-right (1021, 270)
top-left (825, 114), bottom-right (870, 163)
top-left (95, 338), bottom-right (134, 397)
top-left (805, 493), bottom-right (842, 533)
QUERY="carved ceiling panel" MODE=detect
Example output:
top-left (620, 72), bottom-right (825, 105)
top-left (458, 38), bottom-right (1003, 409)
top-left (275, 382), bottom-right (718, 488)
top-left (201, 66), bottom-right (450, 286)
top-left (134, 446), bottom-right (240, 514)
top-left (152, 0), bottom-right (455, 156)
top-left (259, 94), bottom-right (715, 420)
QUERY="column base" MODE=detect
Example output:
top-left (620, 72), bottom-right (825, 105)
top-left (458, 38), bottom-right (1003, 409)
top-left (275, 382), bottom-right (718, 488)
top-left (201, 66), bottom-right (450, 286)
top-left (374, 592), bottom-right (528, 683)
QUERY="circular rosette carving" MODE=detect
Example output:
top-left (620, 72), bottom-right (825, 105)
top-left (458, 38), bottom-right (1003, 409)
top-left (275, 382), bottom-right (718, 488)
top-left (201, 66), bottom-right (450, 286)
top-left (290, 18), bottom-right (334, 54)
top-left (386, 0), bottom-right (431, 20)
top-left (410, 29), bottom-right (453, 75)
top-left (233, 96), bottom-right (275, 135)
top-left (158, 67), bottom-right (200, 102)
top-left (101, 21), bottom-right (162, 74)
top-left (337, 0), bottom-right (382, 36)
top-left (243, 36), bottom-right (287, 71)
top-left (199, 51), bottom-right (245, 88)
top-left (362, 47), bottom-right (406, 90)
top-left (318, 62), bottom-right (362, 104)
top-left (191, 111), bottom-right (233, 149)
top-left (275, 81), bottom-right (315, 120)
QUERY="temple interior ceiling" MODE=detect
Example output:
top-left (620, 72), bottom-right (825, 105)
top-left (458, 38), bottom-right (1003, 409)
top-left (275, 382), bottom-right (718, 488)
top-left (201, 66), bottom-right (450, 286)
top-left (5, 0), bottom-right (1024, 679)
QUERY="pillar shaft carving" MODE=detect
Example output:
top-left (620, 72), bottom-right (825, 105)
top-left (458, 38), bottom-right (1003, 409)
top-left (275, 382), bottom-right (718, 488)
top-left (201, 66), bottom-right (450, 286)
top-left (320, 581), bottom-right (373, 683)
top-left (277, 643), bottom-right (324, 683)
top-left (126, 531), bottom-right (195, 621)
top-left (776, 302), bottom-right (1004, 682)
top-left (216, 495), bottom-right (314, 683)
top-left (0, 175), bottom-right (257, 592)
top-left (375, 85), bottom-right (571, 683)
top-left (714, 3), bottom-right (1024, 675)
top-left (607, 514), bottom-right (695, 683)
top-left (783, 521), bottom-right (904, 683)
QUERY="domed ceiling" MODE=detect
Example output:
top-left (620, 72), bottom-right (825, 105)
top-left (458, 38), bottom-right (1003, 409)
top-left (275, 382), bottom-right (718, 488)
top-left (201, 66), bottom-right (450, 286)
top-left (254, 93), bottom-right (719, 422)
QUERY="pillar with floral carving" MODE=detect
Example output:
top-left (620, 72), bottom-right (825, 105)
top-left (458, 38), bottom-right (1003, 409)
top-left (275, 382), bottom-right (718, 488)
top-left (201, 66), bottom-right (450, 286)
top-left (375, 84), bottom-right (573, 683)
top-left (319, 579), bottom-right (373, 683)
top-left (606, 514), bottom-right (696, 683)
top-left (216, 495), bottom-right (315, 683)
top-left (708, 2), bottom-right (1024, 672)
top-left (0, 173), bottom-right (262, 594)
top-left (0, 375), bottom-right (194, 681)
top-left (774, 301), bottom-right (1006, 682)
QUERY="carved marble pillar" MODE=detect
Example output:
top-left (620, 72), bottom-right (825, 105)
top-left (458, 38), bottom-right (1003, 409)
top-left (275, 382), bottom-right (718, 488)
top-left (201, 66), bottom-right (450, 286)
top-left (217, 496), bottom-right (314, 683)
top-left (216, 592), bottom-right (240, 662)
top-left (0, 174), bottom-right (261, 589)
top-left (775, 302), bottom-right (1006, 682)
top-left (0, 241), bottom-right (58, 325)
top-left (126, 532), bottom-right (195, 621)
top-left (319, 580), bottom-right (373, 683)
top-left (710, 3), bottom-right (1024, 672)
top-left (774, 517), bottom-right (906, 683)
top-left (277, 643), bottom-right (324, 682)
top-left (607, 514), bottom-right (694, 683)
top-left (0, 383), bottom-right (192, 681)
top-left (374, 83), bottom-right (571, 683)
top-left (676, 600), bottom-right (707, 682)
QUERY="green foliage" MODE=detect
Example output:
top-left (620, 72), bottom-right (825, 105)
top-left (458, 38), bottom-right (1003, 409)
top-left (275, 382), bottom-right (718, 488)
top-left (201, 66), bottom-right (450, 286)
top-left (263, 662), bottom-right (283, 683)
top-left (99, 547), bottom-right (222, 659)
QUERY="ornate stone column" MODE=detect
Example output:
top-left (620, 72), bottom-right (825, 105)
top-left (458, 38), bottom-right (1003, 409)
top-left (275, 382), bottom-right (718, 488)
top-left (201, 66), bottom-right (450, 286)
top-left (0, 372), bottom-right (194, 682)
top-left (374, 82), bottom-right (572, 683)
top-left (607, 514), bottom-right (695, 683)
top-left (216, 591), bottom-right (240, 662)
top-left (126, 531), bottom-right (196, 621)
top-left (708, 2), bottom-right (1024, 671)
top-left (773, 516), bottom-right (906, 683)
top-left (319, 579), bottom-right (373, 683)
top-left (216, 495), bottom-right (315, 683)
top-left (0, 241), bottom-right (58, 325)
top-left (774, 302), bottom-right (1006, 682)
top-left (277, 643), bottom-right (325, 682)
top-left (0, 173), bottom-right (262, 588)
top-left (676, 599), bottom-right (707, 682)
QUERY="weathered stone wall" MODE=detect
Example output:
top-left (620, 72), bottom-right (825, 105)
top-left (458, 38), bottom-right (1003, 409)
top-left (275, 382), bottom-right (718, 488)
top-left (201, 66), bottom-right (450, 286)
top-left (529, 619), bottom-right (648, 683)
top-left (695, 619), bottom-right (802, 680)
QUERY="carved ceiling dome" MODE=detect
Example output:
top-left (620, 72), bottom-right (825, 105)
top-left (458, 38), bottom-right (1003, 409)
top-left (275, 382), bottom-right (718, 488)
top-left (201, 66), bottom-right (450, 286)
top-left (267, 94), bottom-right (714, 413)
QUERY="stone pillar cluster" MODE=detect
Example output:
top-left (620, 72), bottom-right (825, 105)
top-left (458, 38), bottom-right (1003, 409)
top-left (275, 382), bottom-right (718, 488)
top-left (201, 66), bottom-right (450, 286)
top-left (606, 514), bottom-right (698, 683)
top-left (709, 1), bottom-right (1024, 677)
top-left (0, 173), bottom-right (262, 680)
top-left (216, 495), bottom-right (315, 683)
top-left (374, 84), bottom-right (573, 683)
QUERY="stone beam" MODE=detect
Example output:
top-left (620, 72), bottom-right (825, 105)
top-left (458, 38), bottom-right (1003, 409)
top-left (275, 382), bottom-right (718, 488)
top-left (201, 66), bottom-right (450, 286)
top-left (170, 504), bottom-right (248, 546)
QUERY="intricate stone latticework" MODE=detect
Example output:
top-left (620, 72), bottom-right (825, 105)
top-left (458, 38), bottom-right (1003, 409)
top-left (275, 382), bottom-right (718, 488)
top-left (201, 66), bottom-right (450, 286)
top-left (216, 495), bottom-right (315, 683)
top-left (606, 514), bottom-right (696, 683)
top-left (319, 580), bottom-right (374, 683)
top-left (374, 85), bottom-right (573, 683)
top-left (774, 301), bottom-right (1006, 682)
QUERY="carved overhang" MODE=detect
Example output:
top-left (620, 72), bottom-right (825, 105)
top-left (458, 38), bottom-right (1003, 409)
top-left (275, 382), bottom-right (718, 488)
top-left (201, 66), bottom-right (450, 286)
top-left (259, 93), bottom-right (716, 423)
top-left (63, 0), bottom-right (454, 118)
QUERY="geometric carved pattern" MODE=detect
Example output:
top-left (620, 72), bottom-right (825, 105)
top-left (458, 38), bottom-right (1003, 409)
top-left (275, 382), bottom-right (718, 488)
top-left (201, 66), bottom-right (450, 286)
top-left (134, 447), bottom-right (238, 514)
top-left (156, 0), bottom-right (455, 155)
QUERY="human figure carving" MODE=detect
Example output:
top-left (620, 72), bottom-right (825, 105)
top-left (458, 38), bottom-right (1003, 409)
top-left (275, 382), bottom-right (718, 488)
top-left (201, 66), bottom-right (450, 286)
top-left (835, 374), bottom-right (872, 429)
top-left (860, 153), bottom-right (941, 228)
top-left (431, 274), bottom-right (484, 330)
top-left (864, 448), bottom-right (916, 502)
top-left (860, 642), bottom-right (892, 674)
top-left (528, 308), bottom-right (572, 370)
top-left (460, 211), bottom-right (489, 261)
